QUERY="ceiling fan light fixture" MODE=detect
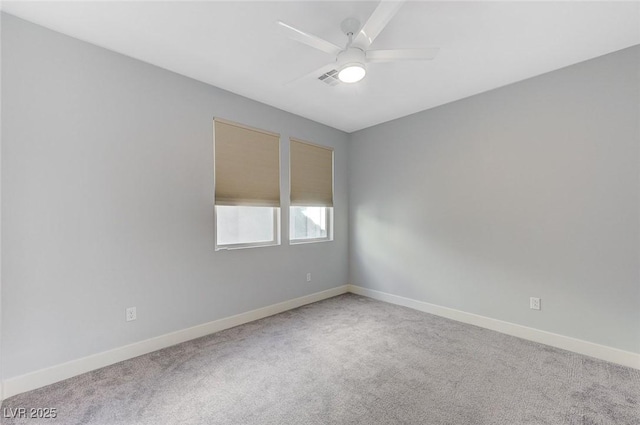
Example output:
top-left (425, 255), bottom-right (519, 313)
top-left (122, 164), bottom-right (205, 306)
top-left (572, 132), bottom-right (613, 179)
top-left (338, 63), bottom-right (366, 83)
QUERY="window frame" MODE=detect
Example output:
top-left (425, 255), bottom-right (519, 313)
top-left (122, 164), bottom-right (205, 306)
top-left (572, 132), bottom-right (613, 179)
top-left (288, 137), bottom-right (334, 245)
top-left (213, 118), bottom-right (282, 251)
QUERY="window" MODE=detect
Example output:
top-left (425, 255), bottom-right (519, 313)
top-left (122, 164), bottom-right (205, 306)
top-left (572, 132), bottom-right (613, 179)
top-left (214, 119), bottom-right (280, 250)
top-left (289, 138), bottom-right (334, 243)
top-left (290, 206), bottom-right (332, 242)
top-left (216, 206), bottom-right (279, 248)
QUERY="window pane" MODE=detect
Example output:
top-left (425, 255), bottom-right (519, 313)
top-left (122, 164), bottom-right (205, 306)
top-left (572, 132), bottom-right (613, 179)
top-left (216, 206), bottom-right (275, 246)
top-left (291, 206), bottom-right (328, 240)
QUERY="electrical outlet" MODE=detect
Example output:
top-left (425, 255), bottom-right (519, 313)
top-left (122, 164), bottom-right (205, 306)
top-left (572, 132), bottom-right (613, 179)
top-left (306, 272), bottom-right (312, 282)
top-left (530, 297), bottom-right (541, 310)
top-left (126, 307), bottom-right (137, 321)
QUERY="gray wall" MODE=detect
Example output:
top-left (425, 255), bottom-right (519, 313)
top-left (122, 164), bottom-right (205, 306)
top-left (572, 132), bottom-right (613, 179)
top-left (349, 46), bottom-right (640, 354)
top-left (1, 14), bottom-right (349, 379)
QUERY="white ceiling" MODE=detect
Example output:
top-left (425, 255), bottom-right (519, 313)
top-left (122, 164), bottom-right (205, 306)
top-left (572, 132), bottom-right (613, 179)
top-left (3, 1), bottom-right (639, 133)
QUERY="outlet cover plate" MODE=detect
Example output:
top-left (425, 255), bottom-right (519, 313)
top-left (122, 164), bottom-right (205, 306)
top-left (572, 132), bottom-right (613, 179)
top-left (530, 297), bottom-right (541, 310)
top-left (126, 307), bottom-right (137, 321)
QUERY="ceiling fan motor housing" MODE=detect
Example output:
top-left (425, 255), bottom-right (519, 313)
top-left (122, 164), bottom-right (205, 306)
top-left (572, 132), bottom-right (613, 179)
top-left (337, 47), bottom-right (366, 68)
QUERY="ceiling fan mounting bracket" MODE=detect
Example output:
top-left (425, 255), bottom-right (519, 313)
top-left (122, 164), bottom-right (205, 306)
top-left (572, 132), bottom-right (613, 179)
top-left (340, 18), bottom-right (361, 37)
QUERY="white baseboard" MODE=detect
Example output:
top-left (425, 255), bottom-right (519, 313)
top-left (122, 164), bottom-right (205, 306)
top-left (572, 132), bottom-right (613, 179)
top-left (348, 284), bottom-right (640, 370)
top-left (2, 285), bottom-right (349, 400)
top-left (4, 283), bottom-right (637, 400)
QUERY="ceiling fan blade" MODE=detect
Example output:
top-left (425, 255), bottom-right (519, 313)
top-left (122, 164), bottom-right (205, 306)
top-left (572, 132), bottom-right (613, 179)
top-left (366, 48), bottom-right (439, 63)
top-left (353, 0), bottom-right (405, 48)
top-left (277, 21), bottom-right (342, 56)
top-left (284, 62), bottom-right (338, 87)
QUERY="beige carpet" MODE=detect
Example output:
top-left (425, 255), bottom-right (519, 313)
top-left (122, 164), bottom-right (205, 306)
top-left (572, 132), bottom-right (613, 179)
top-left (2, 294), bottom-right (639, 424)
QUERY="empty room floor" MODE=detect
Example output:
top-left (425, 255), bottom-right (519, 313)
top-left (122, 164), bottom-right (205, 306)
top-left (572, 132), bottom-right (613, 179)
top-left (2, 294), bottom-right (638, 424)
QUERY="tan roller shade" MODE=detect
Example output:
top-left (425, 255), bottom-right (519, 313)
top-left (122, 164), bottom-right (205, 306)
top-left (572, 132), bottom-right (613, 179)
top-left (214, 119), bottom-right (280, 207)
top-left (290, 138), bottom-right (334, 207)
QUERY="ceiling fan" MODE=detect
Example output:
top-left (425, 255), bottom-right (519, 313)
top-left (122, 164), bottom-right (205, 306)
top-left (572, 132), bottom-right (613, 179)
top-left (277, 0), bottom-right (438, 85)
